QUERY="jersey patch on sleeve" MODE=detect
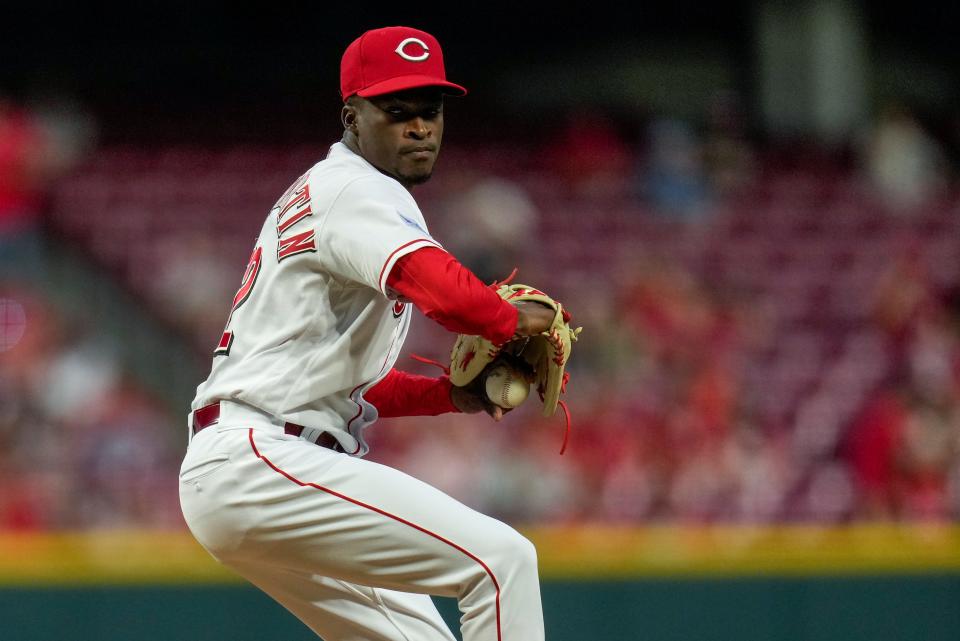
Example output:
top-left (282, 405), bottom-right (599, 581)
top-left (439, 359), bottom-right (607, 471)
top-left (395, 209), bottom-right (427, 235)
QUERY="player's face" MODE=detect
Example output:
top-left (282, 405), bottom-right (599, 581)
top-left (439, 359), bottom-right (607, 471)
top-left (353, 88), bottom-right (445, 188)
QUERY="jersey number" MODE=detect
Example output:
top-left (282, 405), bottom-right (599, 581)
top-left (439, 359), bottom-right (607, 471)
top-left (215, 245), bottom-right (263, 355)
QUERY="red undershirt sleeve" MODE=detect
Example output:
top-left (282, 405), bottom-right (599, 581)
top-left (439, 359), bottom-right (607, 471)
top-left (386, 246), bottom-right (518, 344)
top-left (365, 368), bottom-right (459, 417)
top-left (368, 247), bottom-right (518, 418)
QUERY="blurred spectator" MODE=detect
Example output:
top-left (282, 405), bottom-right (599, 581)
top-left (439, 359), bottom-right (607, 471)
top-left (438, 173), bottom-right (539, 282)
top-left (540, 110), bottom-right (633, 200)
top-left (14, 130), bottom-right (960, 530)
top-left (844, 389), bottom-right (908, 519)
top-left (899, 401), bottom-right (956, 520)
top-left (0, 90), bottom-right (89, 284)
top-left (859, 102), bottom-right (949, 213)
top-left (725, 421), bottom-right (790, 521)
top-left (152, 235), bottom-right (236, 351)
top-left (0, 94), bottom-right (48, 237)
top-left (0, 288), bottom-right (181, 529)
top-left (871, 245), bottom-right (936, 344)
top-left (847, 281), bottom-right (960, 521)
top-left (702, 89), bottom-right (755, 197)
top-left (28, 90), bottom-right (98, 174)
top-left (846, 386), bottom-right (958, 522)
top-left (635, 117), bottom-right (711, 219)
top-left (71, 381), bottom-right (180, 528)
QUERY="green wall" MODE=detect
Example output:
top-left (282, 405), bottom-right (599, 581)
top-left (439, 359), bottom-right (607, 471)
top-left (3, 575), bottom-right (957, 641)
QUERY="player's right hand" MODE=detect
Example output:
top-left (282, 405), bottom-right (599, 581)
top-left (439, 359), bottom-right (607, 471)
top-left (450, 377), bottom-right (507, 421)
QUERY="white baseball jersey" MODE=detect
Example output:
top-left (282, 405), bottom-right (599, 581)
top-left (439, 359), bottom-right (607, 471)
top-left (191, 142), bottom-right (442, 456)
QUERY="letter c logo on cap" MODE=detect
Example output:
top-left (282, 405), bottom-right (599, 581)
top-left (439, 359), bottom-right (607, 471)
top-left (395, 37), bottom-right (430, 62)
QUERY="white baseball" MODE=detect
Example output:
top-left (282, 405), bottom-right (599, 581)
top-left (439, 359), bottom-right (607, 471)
top-left (484, 364), bottom-right (531, 409)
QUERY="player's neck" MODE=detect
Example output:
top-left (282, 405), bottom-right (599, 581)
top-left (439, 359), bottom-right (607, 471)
top-left (340, 131), bottom-right (416, 193)
top-left (341, 130), bottom-right (362, 158)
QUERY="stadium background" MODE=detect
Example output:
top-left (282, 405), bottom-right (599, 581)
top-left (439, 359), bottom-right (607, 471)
top-left (1, 2), bottom-right (959, 639)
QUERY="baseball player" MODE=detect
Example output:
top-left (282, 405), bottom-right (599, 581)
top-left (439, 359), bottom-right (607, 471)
top-left (179, 26), bottom-right (557, 641)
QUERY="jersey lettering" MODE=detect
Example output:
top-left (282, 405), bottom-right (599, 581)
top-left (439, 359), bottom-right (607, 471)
top-left (233, 246), bottom-right (263, 309)
top-left (278, 229), bottom-right (317, 261)
top-left (272, 172), bottom-right (309, 214)
top-left (215, 245), bottom-right (263, 356)
top-left (276, 184), bottom-right (313, 235)
top-left (275, 178), bottom-right (317, 262)
top-left (214, 329), bottom-right (235, 355)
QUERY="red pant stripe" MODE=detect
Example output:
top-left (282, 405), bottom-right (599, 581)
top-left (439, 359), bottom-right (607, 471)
top-left (248, 429), bottom-right (503, 641)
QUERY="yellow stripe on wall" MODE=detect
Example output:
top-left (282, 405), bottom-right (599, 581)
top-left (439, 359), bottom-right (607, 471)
top-left (0, 524), bottom-right (958, 585)
top-left (526, 523), bottom-right (960, 578)
top-left (0, 530), bottom-right (242, 585)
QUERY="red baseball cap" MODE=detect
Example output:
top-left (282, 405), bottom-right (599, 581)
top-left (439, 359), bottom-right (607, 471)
top-left (340, 26), bottom-right (467, 101)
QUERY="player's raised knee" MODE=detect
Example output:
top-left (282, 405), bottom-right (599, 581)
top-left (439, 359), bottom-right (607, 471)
top-left (481, 523), bottom-right (538, 574)
top-left (513, 531), bottom-right (539, 571)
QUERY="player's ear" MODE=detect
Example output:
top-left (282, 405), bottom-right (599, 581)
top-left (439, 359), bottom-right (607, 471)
top-left (341, 101), bottom-right (359, 134)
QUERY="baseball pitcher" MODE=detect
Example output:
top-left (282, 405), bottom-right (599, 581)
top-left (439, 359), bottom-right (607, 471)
top-left (179, 26), bottom-right (579, 641)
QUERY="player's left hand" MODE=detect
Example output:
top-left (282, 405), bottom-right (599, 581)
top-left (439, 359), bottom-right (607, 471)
top-left (448, 278), bottom-right (582, 452)
top-left (450, 281), bottom-right (580, 418)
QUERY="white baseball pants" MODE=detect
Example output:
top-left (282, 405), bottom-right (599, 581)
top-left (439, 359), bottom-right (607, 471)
top-left (179, 401), bottom-right (545, 641)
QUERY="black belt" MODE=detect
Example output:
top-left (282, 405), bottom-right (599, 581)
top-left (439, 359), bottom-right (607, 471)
top-left (191, 401), bottom-right (342, 451)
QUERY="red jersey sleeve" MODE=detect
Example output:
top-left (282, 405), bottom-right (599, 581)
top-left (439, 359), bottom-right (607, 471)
top-left (364, 368), bottom-right (460, 417)
top-left (386, 247), bottom-right (518, 344)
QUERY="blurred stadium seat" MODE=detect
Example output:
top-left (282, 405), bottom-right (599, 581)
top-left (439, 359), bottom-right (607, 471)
top-left (9, 142), bottom-right (949, 527)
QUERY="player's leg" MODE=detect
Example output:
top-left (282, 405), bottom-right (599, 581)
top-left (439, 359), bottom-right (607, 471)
top-left (181, 425), bottom-right (545, 641)
top-left (227, 560), bottom-right (457, 641)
